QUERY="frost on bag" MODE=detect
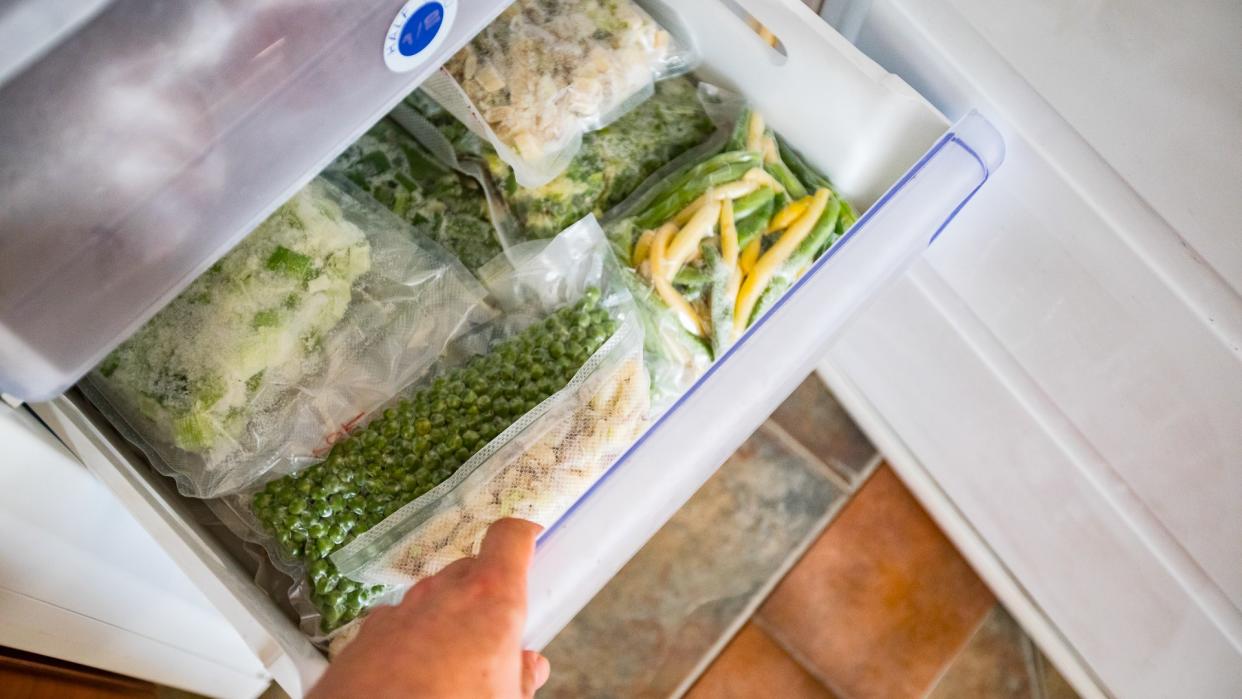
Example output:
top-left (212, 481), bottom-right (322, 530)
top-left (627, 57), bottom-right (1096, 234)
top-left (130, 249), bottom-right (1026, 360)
top-left (329, 216), bottom-right (649, 592)
top-left (601, 84), bottom-right (859, 412)
top-left (233, 217), bottom-right (638, 636)
top-left (83, 176), bottom-right (493, 498)
top-left (422, 0), bottom-right (697, 188)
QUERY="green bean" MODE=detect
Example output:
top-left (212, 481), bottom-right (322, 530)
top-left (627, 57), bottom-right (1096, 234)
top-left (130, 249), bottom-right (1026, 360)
top-left (647, 150), bottom-right (760, 209)
top-left (747, 199), bottom-right (842, 329)
top-left (765, 160), bottom-right (808, 201)
top-left (673, 264), bottom-right (712, 293)
top-left (726, 107), bottom-right (754, 151)
top-left (636, 158), bottom-right (759, 229)
top-left (793, 195), bottom-right (843, 264)
top-left (703, 245), bottom-right (735, 360)
top-left (735, 198), bottom-right (776, 251)
top-left (776, 136), bottom-right (835, 192)
top-left (731, 187), bottom-right (776, 221)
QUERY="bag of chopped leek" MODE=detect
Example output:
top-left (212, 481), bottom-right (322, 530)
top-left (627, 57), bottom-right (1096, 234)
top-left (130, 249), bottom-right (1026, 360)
top-left (83, 176), bottom-right (494, 499)
top-left (602, 87), bottom-right (859, 408)
top-left (321, 218), bottom-right (646, 646)
top-left (216, 216), bottom-right (643, 642)
top-left (326, 107), bottom-right (515, 274)
top-left (421, 0), bottom-right (697, 188)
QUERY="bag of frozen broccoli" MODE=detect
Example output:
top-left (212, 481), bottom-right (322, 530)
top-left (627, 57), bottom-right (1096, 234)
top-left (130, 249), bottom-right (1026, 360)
top-left (83, 176), bottom-right (494, 498)
top-left (421, 0), bottom-right (697, 188)
top-left (600, 84), bottom-right (860, 411)
top-left (324, 214), bottom-right (647, 631)
top-left (219, 216), bottom-right (643, 640)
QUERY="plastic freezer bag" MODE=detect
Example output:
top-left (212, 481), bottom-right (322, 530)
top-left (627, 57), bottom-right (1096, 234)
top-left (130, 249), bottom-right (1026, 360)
top-left (84, 176), bottom-right (493, 498)
top-left (230, 217), bottom-right (641, 636)
top-left (601, 86), bottom-right (859, 409)
top-left (328, 213), bottom-right (648, 594)
top-left (326, 116), bottom-right (505, 273)
top-left (488, 75), bottom-right (716, 240)
top-left (421, 0), bottom-right (697, 188)
top-left (332, 318), bottom-right (646, 590)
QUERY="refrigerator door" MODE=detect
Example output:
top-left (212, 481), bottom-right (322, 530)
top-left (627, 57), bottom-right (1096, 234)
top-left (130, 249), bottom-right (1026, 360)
top-left (0, 0), bottom-right (509, 402)
top-left (819, 0), bottom-right (1242, 696)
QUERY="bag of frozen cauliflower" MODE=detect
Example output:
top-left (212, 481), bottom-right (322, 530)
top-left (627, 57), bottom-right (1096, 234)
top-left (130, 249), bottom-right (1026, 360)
top-left (421, 0), bottom-right (697, 188)
top-left (84, 176), bottom-right (493, 498)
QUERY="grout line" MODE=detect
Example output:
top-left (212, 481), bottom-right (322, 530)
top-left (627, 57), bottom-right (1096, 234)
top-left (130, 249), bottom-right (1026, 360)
top-left (759, 419), bottom-right (856, 493)
top-left (668, 483), bottom-right (856, 698)
top-left (752, 614), bottom-right (851, 699)
top-left (919, 605), bottom-right (995, 699)
top-left (855, 450), bottom-right (885, 484)
top-left (1024, 620), bottom-right (1049, 699)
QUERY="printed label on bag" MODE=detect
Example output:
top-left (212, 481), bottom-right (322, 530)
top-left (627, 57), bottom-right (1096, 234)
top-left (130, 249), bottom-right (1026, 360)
top-left (384, 0), bottom-right (457, 73)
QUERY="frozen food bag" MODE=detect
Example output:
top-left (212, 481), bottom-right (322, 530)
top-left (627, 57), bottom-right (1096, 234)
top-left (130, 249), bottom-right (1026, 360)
top-left (421, 0), bottom-right (697, 188)
top-left (601, 85), bottom-right (858, 409)
top-left (326, 117), bottom-right (504, 273)
top-left (226, 216), bottom-right (640, 637)
top-left (84, 176), bottom-right (493, 498)
top-left (327, 214), bottom-right (647, 615)
top-left (489, 75), bottom-right (716, 239)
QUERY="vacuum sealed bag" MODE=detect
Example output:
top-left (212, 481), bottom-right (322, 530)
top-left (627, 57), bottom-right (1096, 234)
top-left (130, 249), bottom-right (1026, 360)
top-left (329, 218), bottom-right (648, 592)
top-left (225, 217), bottom-right (644, 638)
top-left (489, 75), bottom-right (716, 240)
top-left (326, 115), bottom-right (506, 273)
top-left (602, 85), bottom-right (859, 410)
top-left (84, 176), bottom-right (493, 498)
top-left (422, 0), bottom-right (697, 188)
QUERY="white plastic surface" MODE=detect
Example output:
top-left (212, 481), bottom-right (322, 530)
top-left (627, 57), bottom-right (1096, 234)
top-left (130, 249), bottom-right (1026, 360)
top-left (0, 403), bottom-right (270, 697)
top-left (821, 0), bottom-right (1242, 696)
top-left (522, 0), bottom-right (1001, 647)
top-left (0, 0), bottom-right (512, 402)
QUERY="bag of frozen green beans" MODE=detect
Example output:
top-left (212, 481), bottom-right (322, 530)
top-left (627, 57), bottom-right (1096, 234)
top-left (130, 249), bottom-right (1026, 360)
top-left (83, 176), bottom-right (494, 499)
top-left (601, 83), bottom-right (859, 411)
top-left (215, 216), bottom-right (645, 645)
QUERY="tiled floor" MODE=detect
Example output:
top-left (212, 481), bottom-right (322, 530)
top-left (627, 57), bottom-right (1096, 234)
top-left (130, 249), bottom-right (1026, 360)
top-left (546, 373), bottom-right (1080, 699)
top-left (540, 421), bottom-right (850, 698)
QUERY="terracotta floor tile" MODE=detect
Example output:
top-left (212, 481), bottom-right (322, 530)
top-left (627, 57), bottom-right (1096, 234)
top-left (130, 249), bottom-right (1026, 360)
top-left (541, 423), bottom-right (845, 698)
top-left (687, 623), bottom-right (837, 699)
top-left (927, 606), bottom-right (1036, 699)
top-left (757, 465), bottom-right (995, 699)
top-left (768, 374), bottom-right (876, 482)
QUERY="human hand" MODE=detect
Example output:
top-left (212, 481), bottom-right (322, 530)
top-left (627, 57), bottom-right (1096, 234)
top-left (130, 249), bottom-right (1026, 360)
top-left (309, 518), bottom-right (551, 698)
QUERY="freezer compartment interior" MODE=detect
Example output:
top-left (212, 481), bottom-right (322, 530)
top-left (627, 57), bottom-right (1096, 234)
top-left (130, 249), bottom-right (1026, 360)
top-left (32, 0), bottom-right (1002, 693)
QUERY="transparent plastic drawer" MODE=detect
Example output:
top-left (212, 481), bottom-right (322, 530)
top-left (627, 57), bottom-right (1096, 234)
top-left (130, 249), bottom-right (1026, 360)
top-left (0, 0), bottom-right (511, 401)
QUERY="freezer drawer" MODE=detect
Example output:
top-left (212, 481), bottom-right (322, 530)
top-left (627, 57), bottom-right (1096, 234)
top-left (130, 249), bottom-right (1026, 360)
top-left (28, 0), bottom-right (1002, 694)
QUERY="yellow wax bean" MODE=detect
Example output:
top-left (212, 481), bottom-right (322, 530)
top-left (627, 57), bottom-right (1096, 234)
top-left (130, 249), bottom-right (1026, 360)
top-left (734, 188), bottom-right (831, 335)
top-left (767, 196), bottom-right (812, 233)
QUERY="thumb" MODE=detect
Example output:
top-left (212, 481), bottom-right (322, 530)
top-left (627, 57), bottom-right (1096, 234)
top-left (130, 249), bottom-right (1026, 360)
top-left (520, 650), bottom-right (551, 697)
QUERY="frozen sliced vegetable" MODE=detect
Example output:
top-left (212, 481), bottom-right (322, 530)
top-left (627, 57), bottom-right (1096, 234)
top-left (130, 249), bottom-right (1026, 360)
top-left (492, 77), bottom-right (715, 238)
top-left (329, 119), bottom-right (500, 272)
